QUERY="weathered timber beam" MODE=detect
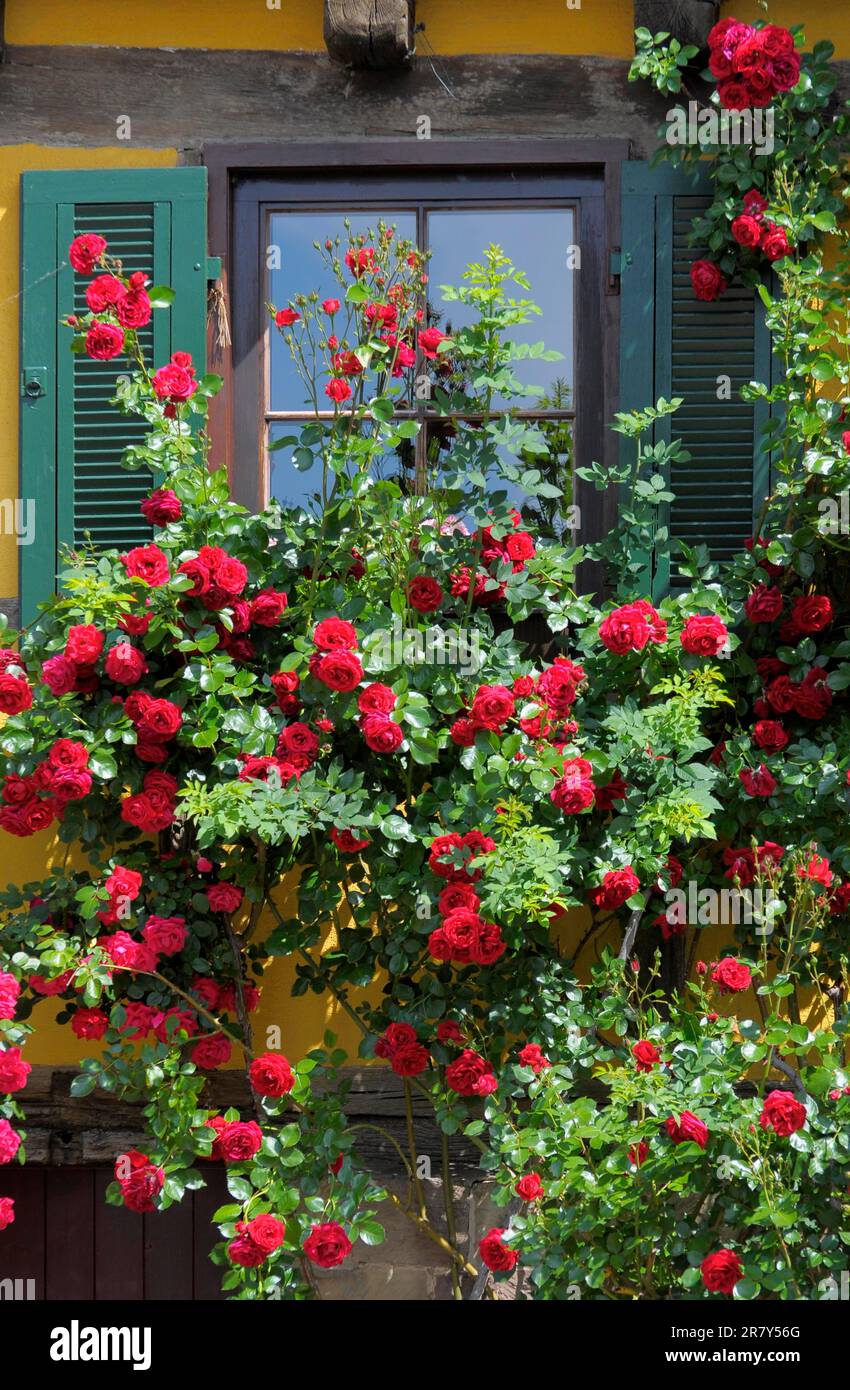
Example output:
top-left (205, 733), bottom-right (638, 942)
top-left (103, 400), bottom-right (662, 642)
top-left (324, 0), bottom-right (414, 69)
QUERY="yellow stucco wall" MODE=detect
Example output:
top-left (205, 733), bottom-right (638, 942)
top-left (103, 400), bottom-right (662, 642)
top-left (6, 0), bottom-right (636, 59)
top-left (7, 1), bottom-right (850, 59)
top-left (2, 0), bottom-right (847, 1067)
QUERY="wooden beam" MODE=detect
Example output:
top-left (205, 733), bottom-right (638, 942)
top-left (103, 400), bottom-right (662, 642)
top-left (324, 0), bottom-right (414, 69)
top-left (633, 0), bottom-right (719, 49)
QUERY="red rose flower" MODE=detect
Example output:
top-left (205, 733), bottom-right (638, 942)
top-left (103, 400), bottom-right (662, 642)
top-left (690, 260), bottom-right (727, 301)
top-left (250, 1052), bottom-right (295, 1097)
top-left (304, 1221), bottom-right (353, 1268)
top-left (66, 623), bottom-right (105, 666)
top-left (325, 377), bottom-right (352, 404)
top-left (360, 712), bottom-right (403, 754)
top-left (731, 213), bottom-right (763, 248)
top-left (0, 673), bottom-right (33, 716)
top-left (217, 1120), bottom-right (263, 1163)
top-left (71, 1007), bottom-right (108, 1041)
top-left (632, 1040), bottom-right (661, 1073)
top-left (0, 1119), bottom-right (21, 1164)
top-left (0, 1046), bottom-right (31, 1093)
top-left (739, 764), bottom-right (777, 798)
top-left (665, 1110), bottom-right (708, 1149)
top-left (514, 1172), bottom-right (545, 1202)
top-left (418, 326), bottom-right (448, 360)
top-left (374, 1023), bottom-right (418, 1060)
top-left (550, 757), bottom-right (596, 815)
top-left (470, 684), bottom-right (515, 730)
top-left (121, 543), bottom-right (170, 587)
top-left (390, 1041), bottom-right (430, 1077)
top-left (760, 1089), bottom-right (807, 1137)
top-left (760, 223), bottom-right (792, 262)
top-left (743, 189), bottom-right (768, 217)
top-left (753, 719), bottom-right (788, 752)
top-left (716, 80), bottom-right (752, 112)
top-left (275, 307), bottom-right (300, 327)
top-left (85, 274), bottom-right (123, 313)
top-left (141, 914), bottom-right (186, 956)
top-left (791, 593), bottom-right (832, 633)
top-left (330, 826), bottom-right (370, 853)
top-left (86, 322), bottom-right (125, 360)
top-left (680, 614), bottom-right (728, 656)
top-left (344, 246), bottom-right (377, 277)
top-left (589, 867), bottom-right (640, 911)
top-left (797, 853), bottom-right (832, 887)
top-left (140, 487), bottom-right (181, 526)
top-left (206, 882), bottom-right (244, 914)
top-left (445, 1048), bottom-right (497, 1097)
top-left (745, 584), bottom-right (785, 626)
top-left (357, 682), bottom-right (396, 715)
top-left (69, 233), bottom-right (107, 273)
top-left (314, 650), bottom-right (363, 691)
top-left (116, 285), bottom-right (151, 330)
top-left (407, 576), bottom-right (443, 612)
top-left (438, 882), bottom-right (480, 915)
top-left (42, 654), bottom-right (77, 697)
top-left (104, 642), bottom-right (147, 686)
top-left (479, 1228), bottom-right (518, 1273)
top-left (116, 1151), bottom-right (164, 1213)
top-left (313, 617), bottom-right (358, 651)
top-left (191, 1034), bottom-right (232, 1070)
top-left (701, 1249), bottom-right (742, 1295)
top-left (711, 957), bottom-right (752, 994)
top-left (152, 354), bottom-right (197, 403)
top-left (249, 588), bottom-right (288, 627)
top-left (517, 1043), bottom-right (550, 1074)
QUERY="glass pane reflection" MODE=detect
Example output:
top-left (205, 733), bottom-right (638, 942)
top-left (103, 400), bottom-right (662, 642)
top-left (267, 211), bottom-right (417, 413)
top-left (268, 421), bottom-right (417, 509)
top-left (427, 209), bottom-right (575, 402)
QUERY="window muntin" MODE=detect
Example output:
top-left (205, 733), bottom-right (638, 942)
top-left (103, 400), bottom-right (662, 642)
top-left (262, 202), bottom-right (576, 522)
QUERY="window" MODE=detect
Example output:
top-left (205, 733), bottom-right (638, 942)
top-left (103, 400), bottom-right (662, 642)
top-left (230, 166), bottom-right (606, 544)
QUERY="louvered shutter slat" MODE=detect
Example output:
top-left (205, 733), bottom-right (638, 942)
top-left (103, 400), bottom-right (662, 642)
top-left (619, 163), bottom-right (772, 598)
top-left (20, 167), bottom-right (208, 624)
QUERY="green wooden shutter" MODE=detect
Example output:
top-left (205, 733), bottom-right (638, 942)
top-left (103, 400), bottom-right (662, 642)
top-left (619, 161), bottom-right (773, 596)
top-left (20, 167), bottom-right (209, 625)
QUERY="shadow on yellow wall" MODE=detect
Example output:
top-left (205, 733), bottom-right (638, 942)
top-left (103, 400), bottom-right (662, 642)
top-left (11, 823), bottom-right (829, 1069)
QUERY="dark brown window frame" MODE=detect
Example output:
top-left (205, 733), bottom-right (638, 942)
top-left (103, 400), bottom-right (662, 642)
top-left (204, 140), bottom-right (627, 559)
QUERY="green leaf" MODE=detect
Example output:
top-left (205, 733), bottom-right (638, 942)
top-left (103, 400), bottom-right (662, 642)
top-left (148, 285), bottom-right (176, 308)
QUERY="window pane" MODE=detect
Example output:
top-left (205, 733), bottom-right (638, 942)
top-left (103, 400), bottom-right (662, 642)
top-left (426, 417), bottom-right (574, 540)
top-left (268, 421), bottom-right (417, 509)
top-left (267, 211), bottom-right (417, 413)
top-left (426, 209), bottom-right (575, 403)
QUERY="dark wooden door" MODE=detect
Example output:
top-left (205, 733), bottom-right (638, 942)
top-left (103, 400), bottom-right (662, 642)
top-left (0, 1166), bottom-right (227, 1300)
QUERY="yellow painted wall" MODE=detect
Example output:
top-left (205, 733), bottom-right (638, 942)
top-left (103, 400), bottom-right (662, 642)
top-left (6, 0), bottom-right (636, 58)
top-left (7, 1), bottom-right (850, 59)
top-left (1, 0), bottom-right (847, 1068)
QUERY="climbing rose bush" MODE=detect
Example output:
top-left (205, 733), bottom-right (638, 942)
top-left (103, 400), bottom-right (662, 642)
top-left (1, 19), bottom-right (850, 1297)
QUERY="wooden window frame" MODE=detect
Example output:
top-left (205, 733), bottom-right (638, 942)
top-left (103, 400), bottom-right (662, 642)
top-left (204, 140), bottom-right (627, 567)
